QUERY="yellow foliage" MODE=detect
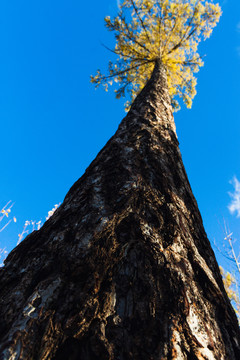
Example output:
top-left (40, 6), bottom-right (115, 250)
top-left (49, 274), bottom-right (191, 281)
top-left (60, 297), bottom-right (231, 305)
top-left (220, 266), bottom-right (240, 321)
top-left (91, 0), bottom-right (221, 110)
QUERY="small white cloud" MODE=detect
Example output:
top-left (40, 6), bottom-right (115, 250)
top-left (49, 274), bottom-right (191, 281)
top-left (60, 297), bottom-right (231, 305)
top-left (237, 22), bottom-right (240, 32)
top-left (228, 176), bottom-right (240, 217)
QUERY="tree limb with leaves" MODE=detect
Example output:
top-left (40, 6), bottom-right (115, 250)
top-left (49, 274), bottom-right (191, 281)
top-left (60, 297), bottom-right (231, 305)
top-left (91, 0), bottom-right (221, 110)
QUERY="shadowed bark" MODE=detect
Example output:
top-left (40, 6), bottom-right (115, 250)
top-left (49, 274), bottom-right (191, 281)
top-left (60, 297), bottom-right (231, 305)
top-left (0, 59), bottom-right (240, 359)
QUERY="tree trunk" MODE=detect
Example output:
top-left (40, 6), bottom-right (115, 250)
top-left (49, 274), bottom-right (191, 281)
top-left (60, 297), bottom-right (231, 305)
top-left (0, 59), bottom-right (240, 360)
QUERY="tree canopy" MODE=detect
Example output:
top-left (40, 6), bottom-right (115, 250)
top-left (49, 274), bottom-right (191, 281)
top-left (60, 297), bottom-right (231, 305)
top-left (91, 0), bottom-right (221, 110)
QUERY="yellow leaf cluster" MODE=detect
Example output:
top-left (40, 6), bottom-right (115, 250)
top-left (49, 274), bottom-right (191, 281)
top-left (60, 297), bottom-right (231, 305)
top-left (1, 208), bottom-right (11, 217)
top-left (91, 0), bottom-right (221, 111)
top-left (220, 266), bottom-right (240, 321)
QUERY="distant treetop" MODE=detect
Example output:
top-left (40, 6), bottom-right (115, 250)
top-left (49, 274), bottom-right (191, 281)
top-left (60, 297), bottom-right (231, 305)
top-left (91, 0), bottom-right (221, 111)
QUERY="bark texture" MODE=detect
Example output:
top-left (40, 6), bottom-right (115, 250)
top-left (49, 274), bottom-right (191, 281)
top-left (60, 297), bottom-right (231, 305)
top-left (0, 59), bottom-right (240, 359)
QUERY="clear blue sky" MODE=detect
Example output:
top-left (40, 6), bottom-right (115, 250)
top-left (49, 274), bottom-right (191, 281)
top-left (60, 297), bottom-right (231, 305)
top-left (0, 0), bottom-right (240, 271)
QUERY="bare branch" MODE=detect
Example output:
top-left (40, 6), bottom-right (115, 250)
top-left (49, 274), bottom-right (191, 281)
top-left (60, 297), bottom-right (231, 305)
top-left (100, 42), bottom-right (146, 62)
top-left (97, 59), bottom-right (155, 83)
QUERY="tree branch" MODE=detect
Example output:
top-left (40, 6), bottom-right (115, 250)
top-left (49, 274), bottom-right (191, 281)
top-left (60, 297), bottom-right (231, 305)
top-left (130, 0), bottom-right (152, 45)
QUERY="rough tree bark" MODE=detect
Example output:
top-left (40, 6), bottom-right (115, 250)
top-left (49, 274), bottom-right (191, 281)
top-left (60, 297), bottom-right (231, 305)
top-left (0, 59), bottom-right (240, 360)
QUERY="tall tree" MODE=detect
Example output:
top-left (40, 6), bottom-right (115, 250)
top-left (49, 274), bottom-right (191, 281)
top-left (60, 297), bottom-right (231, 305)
top-left (0, 1), bottom-right (240, 359)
